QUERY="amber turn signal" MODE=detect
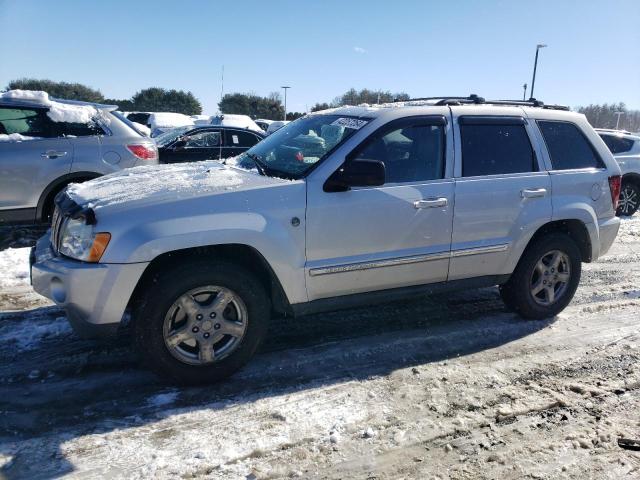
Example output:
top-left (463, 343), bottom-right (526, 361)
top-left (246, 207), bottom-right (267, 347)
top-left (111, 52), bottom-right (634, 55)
top-left (87, 233), bottom-right (111, 262)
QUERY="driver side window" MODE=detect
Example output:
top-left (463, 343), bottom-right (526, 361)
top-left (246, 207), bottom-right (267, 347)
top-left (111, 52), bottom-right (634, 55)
top-left (353, 121), bottom-right (445, 184)
top-left (184, 131), bottom-right (221, 148)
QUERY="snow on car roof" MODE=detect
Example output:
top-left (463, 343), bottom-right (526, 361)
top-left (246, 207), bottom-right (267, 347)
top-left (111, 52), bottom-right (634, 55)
top-left (0, 89), bottom-right (113, 124)
top-left (148, 112), bottom-right (195, 129)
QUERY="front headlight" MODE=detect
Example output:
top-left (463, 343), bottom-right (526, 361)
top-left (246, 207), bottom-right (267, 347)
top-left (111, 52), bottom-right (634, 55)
top-left (59, 217), bottom-right (111, 262)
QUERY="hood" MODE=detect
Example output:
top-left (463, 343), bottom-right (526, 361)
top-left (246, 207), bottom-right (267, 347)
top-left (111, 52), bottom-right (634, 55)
top-left (66, 161), bottom-right (289, 213)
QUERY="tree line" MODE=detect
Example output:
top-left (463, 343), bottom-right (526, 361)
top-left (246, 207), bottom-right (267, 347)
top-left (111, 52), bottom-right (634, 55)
top-left (577, 102), bottom-right (640, 132)
top-left (4, 79), bottom-right (638, 132)
top-left (5, 78), bottom-right (202, 115)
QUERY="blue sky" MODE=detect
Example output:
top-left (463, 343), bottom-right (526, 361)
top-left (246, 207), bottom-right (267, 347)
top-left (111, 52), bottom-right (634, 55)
top-left (1, 0), bottom-right (639, 113)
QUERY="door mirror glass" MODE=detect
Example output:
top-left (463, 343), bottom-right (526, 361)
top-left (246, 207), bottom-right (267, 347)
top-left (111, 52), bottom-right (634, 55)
top-left (324, 159), bottom-right (386, 192)
top-left (172, 139), bottom-right (187, 150)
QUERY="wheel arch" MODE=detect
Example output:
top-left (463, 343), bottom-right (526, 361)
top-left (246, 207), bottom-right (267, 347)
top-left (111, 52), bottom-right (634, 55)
top-left (524, 219), bottom-right (592, 263)
top-left (128, 243), bottom-right (293, 317)
top-left (36, 171), bottom-right (102, 222)
top-left (622, 172), bottom-right (640, 187)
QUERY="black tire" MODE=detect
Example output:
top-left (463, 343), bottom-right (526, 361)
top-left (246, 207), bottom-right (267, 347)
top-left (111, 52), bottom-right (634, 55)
top-left (616, 181), bottom-right (640, 217)
top-left (133, 259), bottom-right (270, 385)
top-left (500, 233), bottom-right (582, 320)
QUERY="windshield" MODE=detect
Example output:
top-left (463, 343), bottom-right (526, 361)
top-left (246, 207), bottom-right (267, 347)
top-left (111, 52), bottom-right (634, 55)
top-left (154, 126), bottom-right (193, 147)
top-left (234, 114), bottom-right (369, 178)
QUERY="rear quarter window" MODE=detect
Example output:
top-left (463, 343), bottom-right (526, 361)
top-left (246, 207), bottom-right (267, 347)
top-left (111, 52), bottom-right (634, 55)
top-left (538, 121), bottom-right (605, 170)
top-left (599, 134), bottom-right (635, 154)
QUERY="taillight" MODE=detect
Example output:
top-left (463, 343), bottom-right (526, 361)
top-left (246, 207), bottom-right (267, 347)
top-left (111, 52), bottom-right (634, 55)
top-left (608, 175), bottom-right (621, 210)
top-left (127, 144), bottom-right (158, 160)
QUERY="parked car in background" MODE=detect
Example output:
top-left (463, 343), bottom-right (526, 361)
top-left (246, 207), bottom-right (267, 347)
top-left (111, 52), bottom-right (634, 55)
top-left (31, 96), bottom-right (621, 384)
top-left (254, 118), bottom-right (273, 132)
top-left (154, 125), bottom-right (265, 163)
top-left (125, 111), bottom-right (152, 127)
top-left (266, 120), bottom-right (290, 135)
top-left (0, 90), bottom-right (158, 224)
top-left (210, 114), bottom-right (263, 133)
top-left (596, 128), bottom-right (640, 216)
top-left (149, 112), bottom-right (194, 137)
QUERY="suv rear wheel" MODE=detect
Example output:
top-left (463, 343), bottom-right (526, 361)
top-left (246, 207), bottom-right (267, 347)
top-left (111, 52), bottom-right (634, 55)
top-left (500, 233), bottom-right (581, 319)
top-left (134, 260), bottom-right (270, 384)
top-left (617, 181), bottom-right (639, 217)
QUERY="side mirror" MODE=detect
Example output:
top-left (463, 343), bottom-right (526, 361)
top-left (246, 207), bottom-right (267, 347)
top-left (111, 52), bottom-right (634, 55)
top-left (172, 139), bottom-right (187, 150)
top-left (324, 159), bottom-right (386, 192)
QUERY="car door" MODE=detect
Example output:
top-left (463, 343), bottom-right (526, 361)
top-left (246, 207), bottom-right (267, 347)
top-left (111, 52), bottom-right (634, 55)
top-left (448, 108), bottom-right (552, 280)
top-left (164, 129), bottom-right (222, 163)
top-left (305, 114), bottom-right (455, 301)
top-left (223, 129), bottom-right (262, 159)
top-left (0, 106), bottom-right (72, 220)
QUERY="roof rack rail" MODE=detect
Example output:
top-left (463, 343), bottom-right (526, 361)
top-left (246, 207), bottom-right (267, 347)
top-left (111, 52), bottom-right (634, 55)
top-left (393, 94), bottom-right (570, 111)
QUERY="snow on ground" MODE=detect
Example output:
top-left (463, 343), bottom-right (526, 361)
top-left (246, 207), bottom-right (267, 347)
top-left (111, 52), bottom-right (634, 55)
top-left (0, 248), bottom-right (30, 289)
top-left (0, 216), bottom-right (639, 479)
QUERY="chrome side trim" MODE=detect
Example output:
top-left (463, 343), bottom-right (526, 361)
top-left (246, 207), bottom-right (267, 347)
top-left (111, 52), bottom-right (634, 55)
top-left (309, 244), bottom-right (509, 276)
top-left (450, 244), bottom-right (509, 257)
top-left (309, 251), bottom-right (450, 277)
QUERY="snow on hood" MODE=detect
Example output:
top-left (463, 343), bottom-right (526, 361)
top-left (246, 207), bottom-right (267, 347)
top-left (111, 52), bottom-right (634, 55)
top-left (0, 89), bottom-right (102, 124)
top-left (66, 161), bottom-right (279, 211)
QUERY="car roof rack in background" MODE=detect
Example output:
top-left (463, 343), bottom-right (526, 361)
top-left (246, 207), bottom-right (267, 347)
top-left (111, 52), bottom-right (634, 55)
top-left (394, 94), bottom-right (570, 111)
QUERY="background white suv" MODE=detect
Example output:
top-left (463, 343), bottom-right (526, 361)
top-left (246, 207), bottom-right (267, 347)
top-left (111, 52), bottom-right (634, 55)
top-left (596, 128), bottom-right (640, 216)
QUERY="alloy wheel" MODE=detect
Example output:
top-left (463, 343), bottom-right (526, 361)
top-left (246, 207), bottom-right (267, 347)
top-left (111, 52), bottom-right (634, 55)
top-left (530, 250), bottom-right (571, 306)
top-left (163, 286), bottom-right (248, 365)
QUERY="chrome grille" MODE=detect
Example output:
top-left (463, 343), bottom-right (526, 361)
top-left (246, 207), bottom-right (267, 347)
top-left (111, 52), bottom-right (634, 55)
top-left (50, 207), bottom-right (64, 253)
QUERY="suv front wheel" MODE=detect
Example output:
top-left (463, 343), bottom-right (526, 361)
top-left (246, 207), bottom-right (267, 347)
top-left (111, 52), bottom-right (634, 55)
top-left (134, 260), bottom-right (270, 384)
top-left (500, 233), bottom-right (582, 319)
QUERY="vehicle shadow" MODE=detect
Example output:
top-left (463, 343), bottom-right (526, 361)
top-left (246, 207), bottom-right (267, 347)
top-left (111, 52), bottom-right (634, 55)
top-left (0, 224), bottom-right (48, 252)
top-left (0, 287), bottom-right (555, 479)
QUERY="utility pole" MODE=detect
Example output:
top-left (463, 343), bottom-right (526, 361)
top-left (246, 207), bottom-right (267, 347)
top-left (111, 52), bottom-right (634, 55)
top-left (529, 44), bottom-right (547, 100)
top-left (615, 111), bottom-right (624, 130)
top-left (220, 65), bottom-right (225, 104)
top-left (281, 86), bottom-right (290, 121)
top-left (522, 83), bottom-right (527, 101)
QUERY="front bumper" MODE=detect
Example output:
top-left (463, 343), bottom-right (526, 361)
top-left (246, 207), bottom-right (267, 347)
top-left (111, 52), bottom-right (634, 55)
top-left (30, 234), bottom-right (148, 338)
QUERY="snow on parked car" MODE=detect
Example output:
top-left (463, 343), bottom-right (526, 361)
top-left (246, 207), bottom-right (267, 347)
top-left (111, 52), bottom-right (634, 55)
top-left (265, 120), bottom-right (290, 135)
top-left (210, 114), bottom-right (263, 133)
top-left (148, 112), bottom-right (194, 137)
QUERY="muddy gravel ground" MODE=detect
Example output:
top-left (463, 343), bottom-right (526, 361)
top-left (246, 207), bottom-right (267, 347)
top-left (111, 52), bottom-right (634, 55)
top-left (0, 218), bottom-right (639, 480)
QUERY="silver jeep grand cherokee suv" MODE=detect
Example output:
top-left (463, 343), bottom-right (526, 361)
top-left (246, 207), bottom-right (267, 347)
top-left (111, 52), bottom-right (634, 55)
top-left (0, 90), bottom-right (158, 224)
top-left (31, 96), bottom-right (621, 384)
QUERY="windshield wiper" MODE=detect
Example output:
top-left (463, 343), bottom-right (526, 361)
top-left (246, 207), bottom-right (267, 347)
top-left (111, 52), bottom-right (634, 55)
top-left (243, 153), bottom-right (267, 176)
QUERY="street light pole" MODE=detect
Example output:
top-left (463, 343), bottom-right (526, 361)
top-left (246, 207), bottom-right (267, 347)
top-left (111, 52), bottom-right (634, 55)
top-left (529, 44), bottom-right (547, 100)
top-left (281, 86), bottom-right (290, 121)
top-left (523, 83), bottom-right (527, 101)
top-left (615, 111), bottom-right (624, 130)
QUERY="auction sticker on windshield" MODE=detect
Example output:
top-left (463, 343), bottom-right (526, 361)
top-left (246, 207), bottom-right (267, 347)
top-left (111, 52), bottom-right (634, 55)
top-left (330, 118), bottom-right (369, 130)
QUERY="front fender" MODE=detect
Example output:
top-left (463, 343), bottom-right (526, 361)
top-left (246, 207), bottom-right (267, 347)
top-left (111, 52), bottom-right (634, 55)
top-left (99, 190), bottom-right (308, 304)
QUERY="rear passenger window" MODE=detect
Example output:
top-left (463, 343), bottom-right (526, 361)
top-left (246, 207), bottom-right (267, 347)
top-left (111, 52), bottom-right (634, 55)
top-left (353, 122), bottom-right (445, 184)
top-left (599, 134), bottom-right (635, 154)
top-left (0, 107), bottom-right (57, 138)
top-left (225, 130), bottom-right (261, 148)
top-left (58, 122), bottom-right (104, 137)
top-left (538, 121), bottom-right (604, 170)
top-left (460, 121), bottom-right (535, 177)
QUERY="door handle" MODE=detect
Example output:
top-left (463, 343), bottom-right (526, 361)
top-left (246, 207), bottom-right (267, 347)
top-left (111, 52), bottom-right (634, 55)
top-left (41, 150), bottom-right (68, 159)
top-left (414, 197), bottom-right (448, 209)
top-left (521, 188), bottom-right (547, 199)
